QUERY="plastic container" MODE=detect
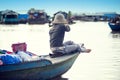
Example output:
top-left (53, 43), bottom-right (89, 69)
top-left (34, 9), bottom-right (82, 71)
top-left (11, 42), bottom-right (27, 53)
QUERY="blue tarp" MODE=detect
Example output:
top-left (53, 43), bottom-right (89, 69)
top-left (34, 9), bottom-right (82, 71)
top-left (18, 14), bottom-right (28, 19)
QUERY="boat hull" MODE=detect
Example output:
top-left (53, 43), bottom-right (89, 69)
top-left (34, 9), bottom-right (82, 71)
top-left (108, 22), bottom-right (120, 31)
top-left (0, 53), bottom-right (79, 80)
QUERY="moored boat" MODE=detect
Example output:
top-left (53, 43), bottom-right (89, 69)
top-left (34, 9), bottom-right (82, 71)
top-left (108, 22), bottom-right (120, 31)
top-left (0, 52), bottom-right (80, 80)
top-left (108, 16), bottom-right (120, 31)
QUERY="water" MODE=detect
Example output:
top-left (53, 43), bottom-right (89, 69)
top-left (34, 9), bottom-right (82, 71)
top-left (0, 22), bottom-right (120, 80)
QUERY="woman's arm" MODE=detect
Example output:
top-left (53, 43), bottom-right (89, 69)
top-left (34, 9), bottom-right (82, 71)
top-left (65, 24), bottom-right (70, 32)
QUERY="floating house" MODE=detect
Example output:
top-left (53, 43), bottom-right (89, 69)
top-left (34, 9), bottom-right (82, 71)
top-left (72, 12), bottom-right (119, 22)
top-left (103, 12), bottom-right (119, 21)
top-left (0, 11), bottom-right (2, 23)
top-left (53, 11), bottom-right (68, 19)
top-left (1, 10), bottom-right (19, 24)
top-left (28, 8), bottom-right (50, 24)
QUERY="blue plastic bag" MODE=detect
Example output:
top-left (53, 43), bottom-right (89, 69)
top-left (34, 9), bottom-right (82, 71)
top-left (0, 54), bottom-right (22, 65)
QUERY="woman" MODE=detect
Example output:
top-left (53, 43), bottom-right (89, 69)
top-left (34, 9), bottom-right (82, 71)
top-left (49, 13), bottom-right (91, 57)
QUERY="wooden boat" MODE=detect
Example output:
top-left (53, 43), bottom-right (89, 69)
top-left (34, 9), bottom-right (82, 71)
top-left (0, 52), bottom-right (80, 80)
top-left (108, 22), bottom-right (120, 31)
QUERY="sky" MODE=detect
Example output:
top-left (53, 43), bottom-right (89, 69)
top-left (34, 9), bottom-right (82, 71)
top-left (0, 0), bottom-right (120, 15)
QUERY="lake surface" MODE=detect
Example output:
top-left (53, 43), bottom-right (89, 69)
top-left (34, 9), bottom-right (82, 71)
top-left (0, 21), bottom-right (120, 80)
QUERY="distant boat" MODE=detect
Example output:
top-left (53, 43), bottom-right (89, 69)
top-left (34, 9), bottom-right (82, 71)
top-left (0, 52), bottom-right (79, 80)
top-left (108, 22), bottom-right (120, 31)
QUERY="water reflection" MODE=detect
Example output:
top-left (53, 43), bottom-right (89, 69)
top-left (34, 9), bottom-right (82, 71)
top-left (110, 31), bottom-right (120, 38)
top-left (50, 76), bottom-right (68, 80)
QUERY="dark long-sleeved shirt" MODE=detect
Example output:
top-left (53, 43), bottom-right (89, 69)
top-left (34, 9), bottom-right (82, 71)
top-left (49, 24), bottom-right (70, 47)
